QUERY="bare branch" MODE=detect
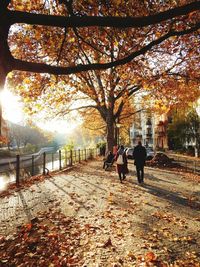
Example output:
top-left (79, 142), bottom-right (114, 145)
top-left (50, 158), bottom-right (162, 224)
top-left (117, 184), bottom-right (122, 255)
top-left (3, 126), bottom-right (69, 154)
top-left (57, 27), bottom-right (67, 64)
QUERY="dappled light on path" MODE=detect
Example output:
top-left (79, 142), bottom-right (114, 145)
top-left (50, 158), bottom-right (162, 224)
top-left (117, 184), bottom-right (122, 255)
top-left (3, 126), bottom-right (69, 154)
top-left (0, 159), bottom-right (200, 266)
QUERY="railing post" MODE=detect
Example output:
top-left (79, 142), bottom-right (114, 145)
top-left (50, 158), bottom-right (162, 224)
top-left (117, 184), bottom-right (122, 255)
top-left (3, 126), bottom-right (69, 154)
top-left (75, 150), bottom-right (77, 163)
top-left (59, 150), bottom-right (62, 170)
top-left (65, 150), bottom-right (67, 167)
top-left (78, 149), bottom-right (81, 163)
top-left (52, 153), bottom-right (54, 170)
top-left (70, 150), bottom-right (73, 166)
top-left (43, 152), bottom-right (46, 175)
top-left (16, 155), bottom-right (20, 185)
top-left (31, 155), bottom-right (34, 176)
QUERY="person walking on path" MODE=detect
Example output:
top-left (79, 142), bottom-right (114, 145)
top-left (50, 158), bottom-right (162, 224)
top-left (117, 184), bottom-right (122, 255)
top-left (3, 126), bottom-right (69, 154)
top-left (133, 141), bottom-right (147, 184)
top-left (115, 145), bottom-right (128, 183)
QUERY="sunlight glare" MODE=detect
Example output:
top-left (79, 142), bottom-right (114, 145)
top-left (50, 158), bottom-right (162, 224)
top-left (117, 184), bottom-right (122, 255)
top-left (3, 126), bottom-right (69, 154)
top-left (36, 119), bottom-right (80, 134)
top-left (0, 89), bottom-right (23, 123)
top-left (0, 88), bottom-right (81, 134)
top-left (0, 176), bottom-right (7, 192)
top-left (197, 99), bottom-right (200, 116)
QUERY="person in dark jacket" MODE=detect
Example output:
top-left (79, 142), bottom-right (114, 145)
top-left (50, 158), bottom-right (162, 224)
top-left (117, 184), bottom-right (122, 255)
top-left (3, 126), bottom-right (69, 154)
top-left (115, 145), bottom-right (128, 183)
top-left (103, 151), bottom-right (114, 170)
top-left (133, 141), bottom-right (147, 184)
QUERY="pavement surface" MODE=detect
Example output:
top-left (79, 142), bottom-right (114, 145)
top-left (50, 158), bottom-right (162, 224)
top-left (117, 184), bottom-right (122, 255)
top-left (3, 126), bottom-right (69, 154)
top-left (0, 158), bottom-right (200, 266)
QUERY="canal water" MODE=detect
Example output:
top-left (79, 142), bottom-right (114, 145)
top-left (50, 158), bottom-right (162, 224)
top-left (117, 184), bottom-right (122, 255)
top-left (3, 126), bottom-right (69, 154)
top-left (0, 159), bottom-right (63, 192)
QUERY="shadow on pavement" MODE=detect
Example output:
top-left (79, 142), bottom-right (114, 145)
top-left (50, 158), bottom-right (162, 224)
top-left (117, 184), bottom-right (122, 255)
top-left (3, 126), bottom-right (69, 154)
top-left (56, 175), bottom-right (90, 194)
top-left (145, 173), bottom-right (177, 184)
top-left (47, 178), bottom-right (94, 212)
top-left (18, 191), bottom-right (33, 221)
top-left (70, 174), bottom-right (107, 192)
top-left (140, 183), bottom-right (200, 211)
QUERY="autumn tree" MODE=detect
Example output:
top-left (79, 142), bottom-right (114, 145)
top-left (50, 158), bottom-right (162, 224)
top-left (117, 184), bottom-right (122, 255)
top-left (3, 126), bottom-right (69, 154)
top-left (0, 0), bottom-right (200, 150)
top-left (12, 55), bottom-right (141, 151)
top-left (7, 121), bottom-right (51, 151)
top-left (167, 107), bottom-right (200, 155)
top-left (79, 99), bottom-right (137, 147)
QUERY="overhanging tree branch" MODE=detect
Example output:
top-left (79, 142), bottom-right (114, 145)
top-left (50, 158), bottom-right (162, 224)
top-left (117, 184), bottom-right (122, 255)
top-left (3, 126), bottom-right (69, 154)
top-left (115, 85), bottom-right (140, 100)
top-left (10, 23), bottom-right (200, 75)
top-left (55, 104), bottom-right (98, 116)
top-left (7, 2), bottom-right (200, 28)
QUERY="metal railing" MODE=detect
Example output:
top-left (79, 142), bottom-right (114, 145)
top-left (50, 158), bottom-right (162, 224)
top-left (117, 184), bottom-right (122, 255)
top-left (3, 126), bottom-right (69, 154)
top-left (171, 155), bottom-right (200, 174)
top-left (0, 148), bottom-right (100, 186)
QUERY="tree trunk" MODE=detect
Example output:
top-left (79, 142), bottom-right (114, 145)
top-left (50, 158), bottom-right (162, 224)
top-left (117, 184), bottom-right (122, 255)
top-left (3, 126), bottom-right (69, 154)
top-left (106, 114), bottom-right (115, 153)
top-left (0, 74), bottom-right (6, 136)
top-left (0, 5), bottom-right (11, 136)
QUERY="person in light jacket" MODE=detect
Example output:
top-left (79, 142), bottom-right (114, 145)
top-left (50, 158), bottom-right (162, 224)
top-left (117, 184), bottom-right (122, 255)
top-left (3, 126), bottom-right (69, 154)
top-left (115, 145), bottom-right (128, 183)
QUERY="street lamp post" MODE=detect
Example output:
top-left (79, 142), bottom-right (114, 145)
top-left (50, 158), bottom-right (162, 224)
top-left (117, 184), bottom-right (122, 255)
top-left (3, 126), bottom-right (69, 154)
top-left (116, 122), bottom-right (121, 146)
top-left (146, 118), bottom-right (152, 147)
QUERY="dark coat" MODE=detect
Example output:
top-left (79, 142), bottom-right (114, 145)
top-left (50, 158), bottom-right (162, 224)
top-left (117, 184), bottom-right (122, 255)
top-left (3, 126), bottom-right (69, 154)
top-left (106, 153), bottom-right (114, 163)
top-left (133, 144), bottom-right (147, 166)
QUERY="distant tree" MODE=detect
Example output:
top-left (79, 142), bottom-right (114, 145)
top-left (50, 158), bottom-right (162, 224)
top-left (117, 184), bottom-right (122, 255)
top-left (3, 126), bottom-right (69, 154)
top-left (7, 122), bottom-right (50, 151)
top-left (168, 108), bottom-right (200, 155)
top-left (167, 113), bottom-right (188, 150)
top-left (186, 109), bottom-right (200, 156)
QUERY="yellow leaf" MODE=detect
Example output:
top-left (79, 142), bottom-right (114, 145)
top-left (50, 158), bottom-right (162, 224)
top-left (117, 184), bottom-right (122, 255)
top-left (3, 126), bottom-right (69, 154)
top-left (7, 72), bottom-right (13, 79)
top-left (113, 0), bottom-right (121, 6)
top-left (69, 37), bottom-right (75, 43)
top-left (24, 78), bottom-right (31, 84)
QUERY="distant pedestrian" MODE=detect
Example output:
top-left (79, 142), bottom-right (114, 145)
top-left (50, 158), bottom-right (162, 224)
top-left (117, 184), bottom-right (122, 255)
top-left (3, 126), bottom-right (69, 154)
top-left (115, 145), bottom-right (128, 183)
top-left (133, 141), bottom-right (147, 184)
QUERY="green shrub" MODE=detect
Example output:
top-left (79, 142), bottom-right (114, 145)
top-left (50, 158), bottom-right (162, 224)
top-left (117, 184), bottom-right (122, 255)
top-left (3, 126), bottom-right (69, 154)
top-left (23, 143), bottom-right (37, 154)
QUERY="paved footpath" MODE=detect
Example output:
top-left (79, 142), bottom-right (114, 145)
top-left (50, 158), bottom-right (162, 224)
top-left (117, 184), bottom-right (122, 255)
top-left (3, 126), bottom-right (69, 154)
top-left (0, 159), bottom-right (200, 266)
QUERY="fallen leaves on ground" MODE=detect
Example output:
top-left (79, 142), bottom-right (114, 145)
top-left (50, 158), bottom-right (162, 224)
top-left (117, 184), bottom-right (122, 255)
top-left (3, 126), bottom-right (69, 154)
top-left (0, 210), bottom-right (84, 266)
top-left (1, 160), bottom-right (200, 266)
top-left (0, 174), bottom-right (50, 198)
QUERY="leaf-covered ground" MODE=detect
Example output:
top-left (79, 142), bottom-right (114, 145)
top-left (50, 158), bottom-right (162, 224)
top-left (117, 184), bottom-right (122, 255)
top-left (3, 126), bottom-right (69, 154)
top-left (0, 159), bottom-right (200, 266)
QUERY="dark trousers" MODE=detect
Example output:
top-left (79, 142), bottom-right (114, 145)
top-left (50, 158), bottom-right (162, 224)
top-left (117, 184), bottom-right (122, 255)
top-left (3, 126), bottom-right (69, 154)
top-left (118, 171), bottom-right (126, 180)
top-left (136, 164), bottom-right (144, 183)
top-left (117, 164), bottom-right (126, 182)
top-left (103, 160), bottom-right (113, 169)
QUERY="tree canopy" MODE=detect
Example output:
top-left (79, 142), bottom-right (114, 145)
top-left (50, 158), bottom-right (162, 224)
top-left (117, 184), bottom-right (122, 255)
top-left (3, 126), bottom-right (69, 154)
top-left (1, 0), bottom-right (199, 79)
top-left (0, 0), bottom-right (200, 148)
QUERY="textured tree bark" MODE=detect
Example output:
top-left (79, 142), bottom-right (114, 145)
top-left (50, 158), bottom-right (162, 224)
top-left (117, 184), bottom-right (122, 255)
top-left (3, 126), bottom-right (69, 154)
top-left (106, 113), bottom-right (115, 153)
top-left (0, 73), bottom-right (6, 136)
top-left (0, 3), bottom-right (10, 135)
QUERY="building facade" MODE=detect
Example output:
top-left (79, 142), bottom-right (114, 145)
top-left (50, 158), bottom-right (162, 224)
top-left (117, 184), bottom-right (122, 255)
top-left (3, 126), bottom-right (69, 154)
top-left (130, 111), bottom-right (168, 150)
